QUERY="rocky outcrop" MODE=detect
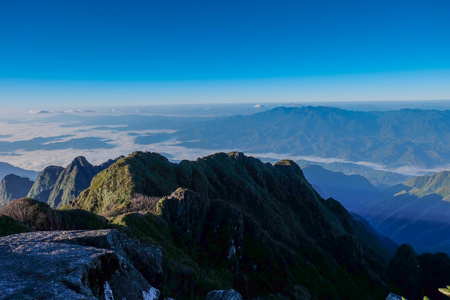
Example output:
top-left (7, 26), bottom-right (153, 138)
top-left (388, 244), bottom-right (450, 300)
top-left (0, 230), bottom-right (162, 300)
top-left (386, 293), bottom-right (404, 300)
top-left (387, 244), bottom-right (421, 298)
top-left (0, 174), bottom-right (34, 206)
top-left (6, 229), bottom-right (164, 288)
top-left (205, 289), bottom-right (243, 300)
top-left (27, 165), bottom-right (64, 202)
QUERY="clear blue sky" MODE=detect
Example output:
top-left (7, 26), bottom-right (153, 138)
top-left (1, 0), bottom-right (449, 108)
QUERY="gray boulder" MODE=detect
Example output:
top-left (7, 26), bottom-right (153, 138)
top-left (205, 289), bottom-right (243, 300)
top-left (4, 229), bottom-right (163, 287)
top-left (0, 229), bottom-right (162, 300)
top-left (386, 293), bottom-right (405, 300)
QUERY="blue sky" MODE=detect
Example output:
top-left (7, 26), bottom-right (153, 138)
top-left (1, 0), bottom-right (449, 108)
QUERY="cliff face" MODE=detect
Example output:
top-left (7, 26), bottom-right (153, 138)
top-left (0, 174), bottom-right (34, 206)
top-left (72, 151), bottom-right (393, 299)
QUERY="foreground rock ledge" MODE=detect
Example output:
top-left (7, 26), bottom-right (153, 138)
top-left (0, 229), bottom-right (162, 300)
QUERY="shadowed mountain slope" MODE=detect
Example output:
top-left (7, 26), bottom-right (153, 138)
top-left (0, 174), bottom-right (34, 206)
top-left (302, 164), bottom-right (380, 212)
top-left (360, 171), bottom-right (450, 254)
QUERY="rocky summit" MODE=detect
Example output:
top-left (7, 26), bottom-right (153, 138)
top-left (0, 229), bottom-right (162, 300)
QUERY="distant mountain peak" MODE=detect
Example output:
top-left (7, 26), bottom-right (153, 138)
top-left (0, 174), bottom-right (34, 206)
top-left (71, 156), bottom-right (91, 168)
top-left (0, 162), bottom-right (39, 181)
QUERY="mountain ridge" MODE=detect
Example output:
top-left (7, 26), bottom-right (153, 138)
top-left (27, 156), bottom-right (120, 209)
top-left (174, 106), bottom-right (450, 170)
top-left (0, 162), bottom-right (39, 181)
top-left (70, 151), bottom-right (394, 299)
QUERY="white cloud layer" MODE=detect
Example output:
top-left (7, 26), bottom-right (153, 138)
top-left (0, 120), bottom-right (220, 170)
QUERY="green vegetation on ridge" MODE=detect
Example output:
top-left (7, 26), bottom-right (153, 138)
top-left (69, 151), bottom-right (395, 299)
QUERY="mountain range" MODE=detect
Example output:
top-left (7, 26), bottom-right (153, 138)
top-left (172, 106), bottom-right (450, 170)
top-left (297, 160), bottom-right (409, 188)
top-left (0, 162), bottom-right (39, 181)
top-left (3, 106), bottom-right (447, 184)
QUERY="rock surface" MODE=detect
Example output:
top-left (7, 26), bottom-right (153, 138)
top-left (0, 229), bottom-right (162, 299)
top-left (204, 289), bottom-right (243, 300)
top-left (386, 293), bottom-right (404, 300)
